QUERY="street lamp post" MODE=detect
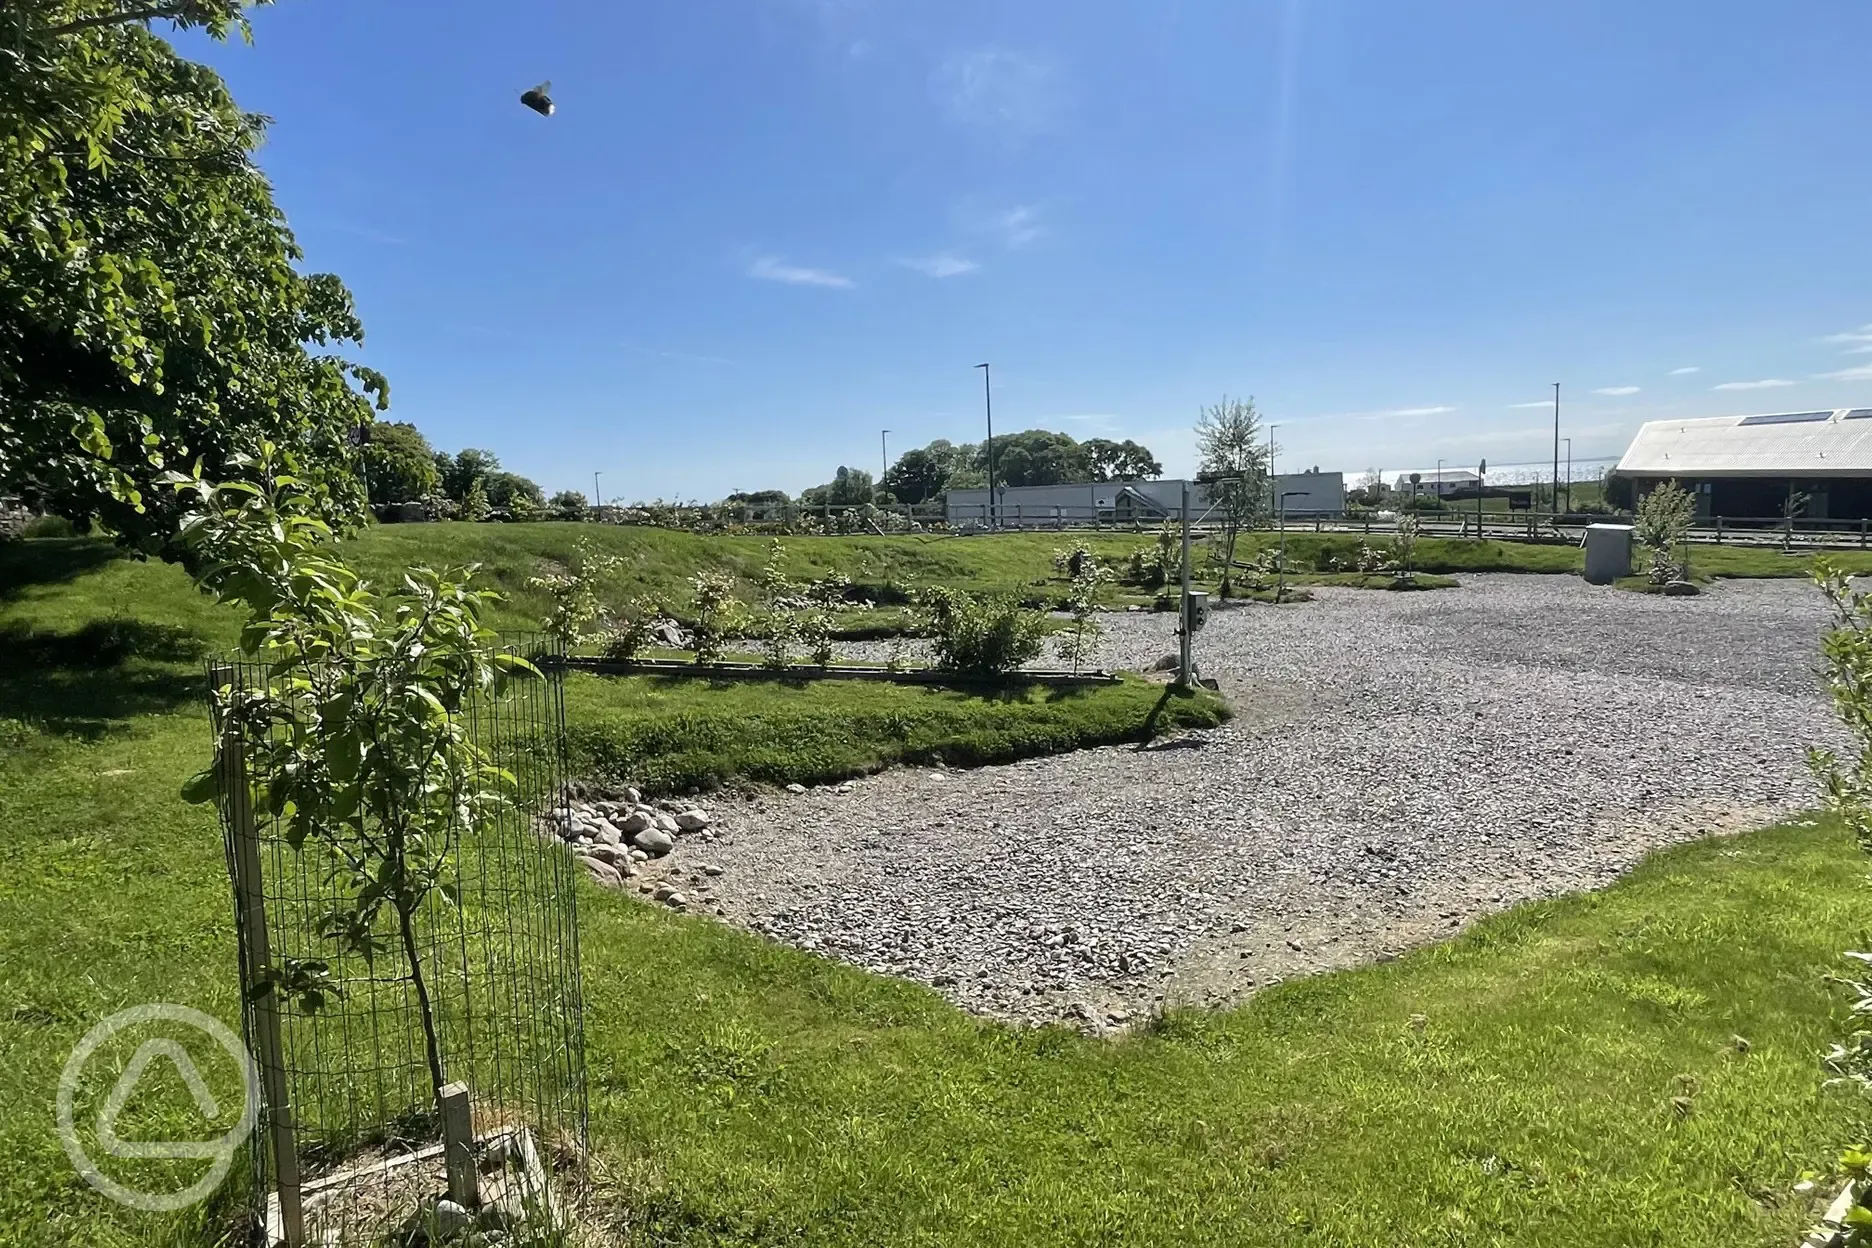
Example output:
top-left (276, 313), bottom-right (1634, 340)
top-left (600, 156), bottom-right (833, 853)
top-left (1436, 458), bottom-right (1444, 500)
top-left (593, 471), bottom-right (602, 510)
top-left (976, 363), bottom-right (996, 529)
top-left (1563, 437), bottom-right (1573, 513)
top-left (1552, 382), bottom-right (1562, 515)
top-left (881, 430), bottom-right (890, 483)
top-left (1266, 423), bottom-right (1281, 529)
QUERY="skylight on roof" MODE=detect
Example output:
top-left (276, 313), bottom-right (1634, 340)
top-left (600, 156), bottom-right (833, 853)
top-left (1736, 411), bottom-right (1833, 426)
top-left (1845, 409), bottom-right (1872, 421)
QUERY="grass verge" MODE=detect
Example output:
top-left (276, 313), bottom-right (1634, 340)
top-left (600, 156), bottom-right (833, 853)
top-left (565, 671), bottom-right (1225, 795)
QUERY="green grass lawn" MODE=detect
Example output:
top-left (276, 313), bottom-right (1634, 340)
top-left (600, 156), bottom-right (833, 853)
top-left (4, 534), bottom-right (1869, 1247)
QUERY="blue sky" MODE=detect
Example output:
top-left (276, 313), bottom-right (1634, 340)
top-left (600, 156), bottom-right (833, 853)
top-left (183, 0), bottom-right (1872, 498)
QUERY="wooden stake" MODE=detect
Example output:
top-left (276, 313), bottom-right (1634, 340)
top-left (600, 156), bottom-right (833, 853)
top-left (439, 1082), bottom-right (479, 1207)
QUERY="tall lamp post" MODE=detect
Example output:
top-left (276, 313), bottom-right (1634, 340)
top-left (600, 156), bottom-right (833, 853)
top-left (1562, 437), bottom-right (1573, 513)
top-left (880, 429), bottom-right (890, 482)
top-left (976, 363), bottom-right (996, 529)
top-left (1266, 423), bottom-right (1281, 528)
top-left (1551, 382), bottom-right (1562, 515)
top-left (593, 471), bottom-right (603, 510)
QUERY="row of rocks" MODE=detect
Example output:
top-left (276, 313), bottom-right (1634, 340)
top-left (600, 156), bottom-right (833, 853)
top-left (537, 789), bottom-right (714, 910)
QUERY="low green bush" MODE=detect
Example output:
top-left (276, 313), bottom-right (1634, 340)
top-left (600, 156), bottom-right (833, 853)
top-left (919, 587), bottom-right (1049, 676)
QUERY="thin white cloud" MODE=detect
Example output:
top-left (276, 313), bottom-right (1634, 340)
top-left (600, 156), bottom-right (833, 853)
top-left (1507, 401), bottom-right (1550, 409)
top-left (625, 345), bottom-right (736, 366)
top-left (931, 48), bottom-right (1065, 142)
top-left (1711, 378), bottom-right (1798, 391)
top-left (897, 252), bottom-right (979, 278)
top-left (1816, 365), bottom-right (1872, 382)
top-left (1593, 386), bottom-right (1641, 396)
top-left (1342, 405), bottom-right (1457, 421)
top-left (747, 256), bottom-right (854, 289)
top-left (987, 205), bottom-right (1045, 250)
top-left (1823, 324), bottom-right (1872, 350)
top-left (1669, 366), bottom-right (1701, 375)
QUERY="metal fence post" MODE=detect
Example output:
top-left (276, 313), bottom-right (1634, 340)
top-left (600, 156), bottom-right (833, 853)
top-left (213, 670), bottom-right (305, 1248)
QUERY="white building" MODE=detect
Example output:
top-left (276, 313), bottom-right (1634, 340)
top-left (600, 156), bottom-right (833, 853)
top-left (1390, 468), bottom-right (1479, 497)
top-left (945, 473), bottom-right (1346, 528)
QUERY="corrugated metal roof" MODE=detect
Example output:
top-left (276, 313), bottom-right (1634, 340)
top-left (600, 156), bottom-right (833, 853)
top-left (1615, 408), bottom-right (1872, 476)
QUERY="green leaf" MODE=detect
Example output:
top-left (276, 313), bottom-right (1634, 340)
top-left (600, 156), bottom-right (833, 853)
top-left (179, 768), bottom-right (221, 804)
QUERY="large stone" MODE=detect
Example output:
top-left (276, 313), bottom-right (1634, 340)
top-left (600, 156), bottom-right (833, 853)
top-left (580, 858), bottom-right (622, 888)
top-left (632, 828), bottom-right (675, 856)
top-left (432, 1199), bottom-right (473, 1237)
top-left (619, 810), bottom-right (654, 835)
top-left (675, 809), bottom-right (709, 832)
top-left (591, 818), bottom-right (623, 846)
top-left (654, 813), bottom-right (679, 835)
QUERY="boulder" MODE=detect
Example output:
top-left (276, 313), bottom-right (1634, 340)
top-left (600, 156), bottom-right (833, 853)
top-left (619, 810), bottom-right (654, 835)
top-left (675, 810), bottom-right (709, 832)
top-left (580, 858), bottom-right (623, 888)
top-left (654, 813), bottom-right (679, 835)
top-left (632, 828), bottom-right (675, 856)
top-left (591, 818), bottom-right (623, 846)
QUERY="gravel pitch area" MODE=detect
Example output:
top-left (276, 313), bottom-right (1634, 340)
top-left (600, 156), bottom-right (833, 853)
top-left (647, 574), bottom-right (1840, 1029)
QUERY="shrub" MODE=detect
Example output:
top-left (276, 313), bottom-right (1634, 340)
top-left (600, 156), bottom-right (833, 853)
top-left (1392, 513), bottom-right (1421, 578)
top-left (599, 600), bottom-right (660, 663)
top-left (689, 571), bottom-right (742, 665)
top-left (462, 477), bottom-right (491, 522)
top-left (1634, 481), bottom-right (1694, 585)
top-left (1054, 556), bottom-right (1109, 675)
top-left (919, 587), bottom-right (1048, 676)
top-left (526, 538), bottom-right (622, 650)
top-left (1807, 560), bottom-right (1872, 1236)
top-left (20, 514), bottom-right (75, 538)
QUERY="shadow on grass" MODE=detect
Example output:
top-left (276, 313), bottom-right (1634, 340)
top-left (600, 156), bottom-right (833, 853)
top-left (0, 538), bottom-right (122, 601)
top-left (0, 618), bottom-right (208, 738)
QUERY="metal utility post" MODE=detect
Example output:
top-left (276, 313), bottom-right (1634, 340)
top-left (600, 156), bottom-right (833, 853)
top-left (1563, 437), bottom-right (1572, 512)
top-left (1477, 458), bottom-right (1487, 535)
top-left (1279, 490), bottom-right (1307, 601)
top-left (880, 429), bottom-right (890, 483)
top-left (1266, 423), bottom-right (1281, 527)
top-left (593, 471), bottom-right (602, 510)
top-left (1552, 382), bottom-right (1561, 514)
top-left (1178, 479), bottom-right (1193, 687)
top-left (976, 363), bottom-right (996, 529)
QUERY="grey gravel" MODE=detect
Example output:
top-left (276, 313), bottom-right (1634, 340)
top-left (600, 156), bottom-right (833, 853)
top-left (690, 575), bottom-right (1843, 1027)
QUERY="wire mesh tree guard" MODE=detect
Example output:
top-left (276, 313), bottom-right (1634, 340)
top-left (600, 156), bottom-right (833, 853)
top-left (206, 637), bottom-right (587, 1246)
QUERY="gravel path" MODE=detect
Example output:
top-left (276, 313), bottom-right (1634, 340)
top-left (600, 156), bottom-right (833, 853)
top-left (645, 575), bottom-right (1839, 1029)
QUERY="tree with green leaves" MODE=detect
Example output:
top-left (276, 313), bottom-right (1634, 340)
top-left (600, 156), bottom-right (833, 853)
top-left (881, 448), bottom-right (950, 504)
top-left (173, 441), bottom-right (532, 1116)
top-left (0, 1), bottom-right (385, 553)
top-left (799, 466), bottom-right (876, 508)
top-left (435, 448), bottom-right (501, 502)
top-left (1080, 438), bottom-right (1163, 482)
top-left (482, 469), bottom-right (543, 514)
top-left (976, 429), bottom-right (1088, 488)
top-left (361, 422), bottom-right (438, 507)
top-left (1194, 396), bottom-right (1270, 598)
top-left (547, 489), bottom-right (588, 520)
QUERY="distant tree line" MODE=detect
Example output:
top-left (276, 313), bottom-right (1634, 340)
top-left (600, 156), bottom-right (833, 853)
top-left (787, 430), bottom-right (1164, 510)
top-left (360, 421), bottom-right (546, 518)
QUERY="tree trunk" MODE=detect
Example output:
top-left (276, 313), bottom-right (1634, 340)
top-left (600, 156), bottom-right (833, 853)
top-left (397, 899), bottom-right (447, 1111)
